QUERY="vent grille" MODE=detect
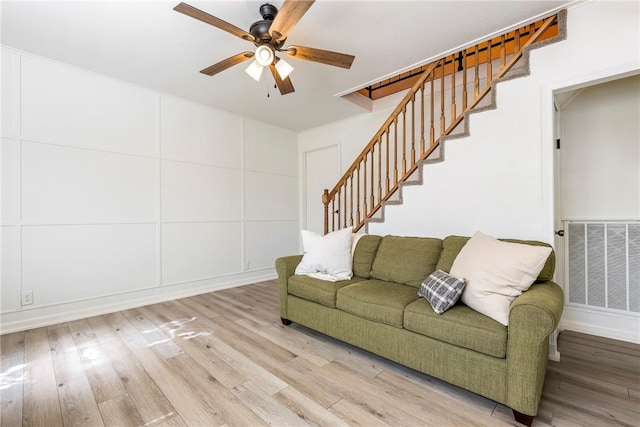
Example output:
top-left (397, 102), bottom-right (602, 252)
top-left (567, 221), bottom-right (640, 313)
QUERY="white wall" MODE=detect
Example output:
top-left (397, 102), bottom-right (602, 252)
top-left (0, 48), bottom-right (299, 332)
top-left (299, 0), bottom-right (639, 242)
top-left (560, 75), bottom-right (640, 220)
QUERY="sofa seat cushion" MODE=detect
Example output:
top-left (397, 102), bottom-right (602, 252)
top-left (370, 236), bottom-right (443, 287)
top-left (352, 235), bottom-right (383, 278)
top-left (288, 275), bottom-right (367, 308)
top-left (403, 298), bottom-right (507, 358)
top-left (336, 280), bottom-right (420, 328)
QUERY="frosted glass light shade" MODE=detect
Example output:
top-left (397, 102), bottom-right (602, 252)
top-left (255, 45), bottom-right (274, 66)
top-left (245, 60), bottom-right (263, 81)
top-left (275, 58), bottom-right (294, 79)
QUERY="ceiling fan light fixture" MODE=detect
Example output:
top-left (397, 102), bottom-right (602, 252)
top-left (275, 58), bottom-right (294, 79)
top-left (254, 45), bottom-right (274, 66)
top-left (245, 60), bottom-right (263, 81)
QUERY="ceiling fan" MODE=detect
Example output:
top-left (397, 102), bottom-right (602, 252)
top-left (174, 0), bottom-right (355, 95)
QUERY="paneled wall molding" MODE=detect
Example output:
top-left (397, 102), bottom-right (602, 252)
top-left (160, 157), bottom-right (243, 170)
top-left (160, 219), bottom-right (245, 224)
top-left (17, 139), bottom-right (160, 160)
top-left (243, 168), bottom-right (298, 178)
top-left (0, 46), bottom-right (299, 331)
top-left (20, 221), bottom-right (158, 226)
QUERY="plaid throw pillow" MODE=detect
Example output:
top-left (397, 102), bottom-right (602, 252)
top-left (418, 270), bottom-right (466, 314)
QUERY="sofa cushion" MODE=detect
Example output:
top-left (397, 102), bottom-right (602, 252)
top-left (336, 280), bottom-right (420, 328)
top-left (352, 235), bottom-right (383, 278)
top-left (436, 235), bottom-right (555, 281)
top-left (404, 298), bottom-right (507, 358)
top-left (370, 236), bottom-right (443, 287)
top-left (289, 275), bottom-right (366, 308)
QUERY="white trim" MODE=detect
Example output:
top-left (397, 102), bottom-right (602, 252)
top-left (156, 93), bottom-right (162, 288)
top-left (241, 118), bottom-right (247, 272)
top-left (560, 304), bottom-right (640, 344)
top-left (626, 223), bottom-right (630, 312)
top-left (301, 144), bottom-right (341, 231)
top-left (0, 270), bottom-right (276, 335)
top-left (548, 330), bottom-right (561, 362)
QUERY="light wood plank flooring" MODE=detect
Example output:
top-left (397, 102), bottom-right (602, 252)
top-left (1, 280), bottom-right (639, 426)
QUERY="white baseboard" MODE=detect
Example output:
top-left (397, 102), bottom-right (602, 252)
top-left (548, 329), bottom-right (561, 361)
top-left (559, 304), bottom-right (640, 344)
top-left (0, 270), bottom-right (277, 335)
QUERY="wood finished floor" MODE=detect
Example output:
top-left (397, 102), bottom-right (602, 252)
top-left (1, 280), bottom-right (639, 427)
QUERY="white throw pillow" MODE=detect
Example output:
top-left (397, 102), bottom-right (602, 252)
top-left (351, 233), bottom-right (364, 255)
top-left (450, 231), bottom-right (552, 326)
top-left (295, 227), bottom-right (354, 281)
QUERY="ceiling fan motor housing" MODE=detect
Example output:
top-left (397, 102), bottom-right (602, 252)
top-left (250, 3), bottom-right (278, 43)
top-left (259, 3), bottom-right (277, 20)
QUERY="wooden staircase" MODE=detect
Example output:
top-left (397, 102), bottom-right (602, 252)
top-left (323, 11), bottom-right (566, 234)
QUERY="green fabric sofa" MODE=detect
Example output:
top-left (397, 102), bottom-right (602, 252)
top-left (276, 234), bottom-right (564, 426)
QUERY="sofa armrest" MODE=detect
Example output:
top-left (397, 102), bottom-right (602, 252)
top-left (506, 281), bottom-right (564, 416)
top-left (275, 255), bottom-right (303, 319)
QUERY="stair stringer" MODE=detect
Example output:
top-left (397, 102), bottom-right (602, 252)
top-left (363, 10), bottom-right (567, 233)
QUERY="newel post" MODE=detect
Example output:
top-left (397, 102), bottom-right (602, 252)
top-left (322, 189), bottom-right (329, 235)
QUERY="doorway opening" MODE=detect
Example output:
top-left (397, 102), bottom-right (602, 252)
top-left (554, 74), bottom-right (640, 343)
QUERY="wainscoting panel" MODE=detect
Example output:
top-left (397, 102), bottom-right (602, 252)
top-left (161, 160), bottom-right (242, 222)
top-left (1, 49), bottom-right (18, 138)
top-left (1, 226), bottom-right (21, 312)
top-left (161, 222), bottom-right (242, 286)
top-left (21, 142), bottom-right (157, 223)
top-left (244, 220), bottom-right (300, 270)
top-left (160, 96), bottom-right (241, 168)
top-left (21, 224), bottom-right (157, 307)
top-left (1, 138), bottom-right (19, 224)
top-left (20, 55), bottom-right (157, 156)
top-left (244, 171), bottom-right (298, 221)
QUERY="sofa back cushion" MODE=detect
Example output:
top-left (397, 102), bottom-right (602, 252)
top-left (436, 235), bottom-right (555, 281)
top-left (352, 235), bottom-right (383, 278)
top-left (370, 236), bottom-right (443, 287)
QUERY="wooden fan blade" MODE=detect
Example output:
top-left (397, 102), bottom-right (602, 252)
top-left (269, 64), bottom-right (295, 95)
top-left (200, 52), bottom-right (254, 76)
top-left (174, 2), bottom-right (255, 43)
top-left (269, 0), bottom-right (315, 42)
top-left (284, 45), bottom-right (355, 69)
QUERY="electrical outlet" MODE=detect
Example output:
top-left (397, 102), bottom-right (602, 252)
top-left (22, 291), bottom-right (34, 306)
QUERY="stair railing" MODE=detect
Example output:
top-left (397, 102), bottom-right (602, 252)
top-left (323, 13), bottom-right (559, 234)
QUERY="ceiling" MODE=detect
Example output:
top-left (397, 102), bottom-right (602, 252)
top-left (1, 0), bottom-right (572, 132)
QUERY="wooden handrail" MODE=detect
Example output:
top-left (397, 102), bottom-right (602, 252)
top-left (323, 13), bottom-right (559, 234)
top-left (325, 60), bottom-right (441, 204)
